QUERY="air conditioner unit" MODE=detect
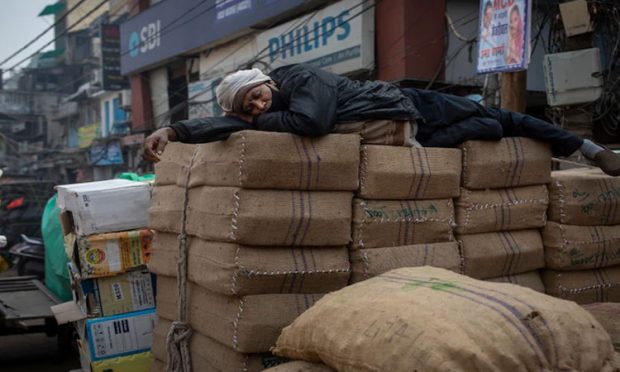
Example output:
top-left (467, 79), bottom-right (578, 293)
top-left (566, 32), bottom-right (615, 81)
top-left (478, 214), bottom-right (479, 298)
top-left (543, 48), bottom-right (603, 107)
top-left (120, 89), bottom-right (132, 109)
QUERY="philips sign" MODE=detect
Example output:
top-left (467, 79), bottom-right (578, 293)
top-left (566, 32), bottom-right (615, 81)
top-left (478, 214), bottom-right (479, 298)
top-left (256, 0), bottom-right (374, 75)
top-left (128, 20), bottom-right (161, 57)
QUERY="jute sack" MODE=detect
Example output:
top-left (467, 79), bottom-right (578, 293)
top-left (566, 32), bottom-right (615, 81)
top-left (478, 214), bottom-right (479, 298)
top-left (548, 168), bottom-right (620, 225)
top-left (153, 142), bottom-right (196, 186)
top-left (187, 238), bottom-right (350, 295)
top-left (334, 120), bottom-right (412, 146)
top-left (349, 242), bottom-right (461, 283)
top-left (153, 317), bottom-right (289, 372)
top-left (458, 230), bottom-right (545, 279)
top-left (187, 131), bottom-right (360, 191)
top-left (583, 303), bottom-right (620, 351)
top-left (486, 271), bottom-right (545, 293)
top-left (263, 361), bottom-right (335, 372)
top-left (147, 232), bottom-right (181, 277)
top-left (543, 221), bottom-right (620, 270)
top-left (543, 267), bottom-right (620, 304)
top-left (351, 198), bottom-right (454, 249)
top-left (156, 275), bottom-right (323, 353)
top-left (358, 145), bottom-right (461, 200)
top-left (186, 187), bottom-right (352, 246)
top-left (460, 138), bottom-right (551, 189)
top-left (148, 185), bottom-right (185, 234)
top-left (273, 266), bottom-right (615, 372)
top-left (455, 185), bottom-right (549, 234)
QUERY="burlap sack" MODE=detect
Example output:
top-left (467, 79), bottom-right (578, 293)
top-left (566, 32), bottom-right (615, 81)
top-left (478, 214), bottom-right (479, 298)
top-left (153, 318), bottom-right (288, 372)
top-left (263, 361), bottom-right (335, 372)
top-left (548, 168), bottom-right (620, 225)
top-left (455, 185), bottom-right (549, 234)
top-left (147, 232), bottom-right (181, 277)
top-left (543, 267), bottom-right (620, 304)
top-left (334, 120), bottom-right (412, 146)
top-left (154, 142), bottom-right (196, 186)
top-left (543, 221), bottom-right (620, 270)
top-left (358, 145), bottom-right (461, 200)
top-left (156, 275), bottom-right (323, 353)
top-left (186, 187), bottom-right (352, 246)
top-left (273, 267), bottom-right (615, 372)
top-left (351, 198), bottom-right (454, 249)
top-left (187, 238), bottom-right (350, 295)
top-left (460, 138), bottom-right (551, 189)
top-left (186, 131), bottom-right (360, 191)
top-left (148, 185), bottom-right (185, 233)
top-left (458, 230), bottom-right (545, 279)
top-left (583, 303), bottom-right (620, 351)
top-left (486, 271), bottom-right (545, 293)
top-left (349, 242), bottom-right (461, 283)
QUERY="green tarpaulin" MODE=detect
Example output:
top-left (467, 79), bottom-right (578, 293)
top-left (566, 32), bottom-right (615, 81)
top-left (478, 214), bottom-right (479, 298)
top-left (42, 194), bottom-right (71, 301)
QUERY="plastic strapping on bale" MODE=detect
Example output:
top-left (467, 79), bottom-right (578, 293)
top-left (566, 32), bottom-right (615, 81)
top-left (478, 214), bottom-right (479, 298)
top-left (166, 149), bottom-right (198, 372)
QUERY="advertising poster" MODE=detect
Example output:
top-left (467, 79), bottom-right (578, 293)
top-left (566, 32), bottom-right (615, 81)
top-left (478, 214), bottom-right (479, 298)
top-left (477, 0), bottom-right (531, 74)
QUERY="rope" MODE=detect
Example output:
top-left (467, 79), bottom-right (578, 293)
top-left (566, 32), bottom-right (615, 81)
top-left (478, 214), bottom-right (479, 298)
top-left (551, 157), bottom-right (596, 169)
top-left (166, 149), bottom-right (199, 372)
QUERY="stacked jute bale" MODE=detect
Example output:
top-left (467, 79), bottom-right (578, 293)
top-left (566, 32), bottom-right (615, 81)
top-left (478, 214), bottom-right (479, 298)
top-left (542, 168), bottom-right (620, 304)
top-left (348, 144), bottom-right (463, 282)
top-left (455, 138), bottom-right (552, 291)
top-left (148, 131), bottom-right (360, 371)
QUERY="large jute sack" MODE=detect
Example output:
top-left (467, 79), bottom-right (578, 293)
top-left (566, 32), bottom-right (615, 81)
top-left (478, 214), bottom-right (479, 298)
top-left (543, 221), bottom-right (620, 270)
top-left (187, 238), bottom-right (350, 295)
top-left (548, 168), bottom-right (620, 225)
top-left (358, 145), bottom-right (461, 200)
top-left (186, 187), bottom-right (352, 246)
top-left (273, 266), bottom-right (615, 372)
top-left (334, 120), bottom-right (412, 146)
top-left (147, 232), bottom-right (181, 277)
top-left (152, 318), bottom-right (289, 372)
top-left (486, 270), bottom-right (546, 293)
top-left (153, 142), bottom-right (196, 186)
top-left (156, 275), bottom-right (323, 353)
top-left (543, 267), bottom-right (620, 304)
top-left (458, 230), bottom-right (545, 279)
top-left (460, 138), bottom-right (551, 189)
top-left (455, 185), bottom-right (549, 234)
top-left (186, 131), bottom-right (360, 191)
top-left (351, 198), bottom-right (454, 249)
top-left (583, 303), bottom-right (620, 351)
top-left (148, 185), bottom-right (185, 233)
top-left (263, 361), bottom-right (335, 372)
top-left (349, 242), bottom-right (461, 283)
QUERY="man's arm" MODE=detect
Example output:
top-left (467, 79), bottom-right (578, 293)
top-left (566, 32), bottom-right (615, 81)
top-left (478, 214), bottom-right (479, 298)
top-left (253, 71), bottom-right (339, 137)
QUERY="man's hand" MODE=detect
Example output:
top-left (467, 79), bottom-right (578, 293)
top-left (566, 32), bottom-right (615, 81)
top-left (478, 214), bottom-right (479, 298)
top-left (143, 127), bottom-right (178, 163)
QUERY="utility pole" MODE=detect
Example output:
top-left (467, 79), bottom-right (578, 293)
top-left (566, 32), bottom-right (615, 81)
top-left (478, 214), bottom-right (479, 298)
top-left (500, 71), bottom-right (527, 113)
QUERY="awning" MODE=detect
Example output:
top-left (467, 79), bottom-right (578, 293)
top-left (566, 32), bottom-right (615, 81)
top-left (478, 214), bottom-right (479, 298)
top-left (39, 49), bottom-right (65, 60)
top-left (38, 2), bottom-right (65, 16)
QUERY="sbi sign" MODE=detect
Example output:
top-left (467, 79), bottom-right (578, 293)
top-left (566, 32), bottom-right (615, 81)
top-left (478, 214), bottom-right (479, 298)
top-left (129, 20), bottom-right (161, 57)
top-left (267, 10), bottom-right (351, 63)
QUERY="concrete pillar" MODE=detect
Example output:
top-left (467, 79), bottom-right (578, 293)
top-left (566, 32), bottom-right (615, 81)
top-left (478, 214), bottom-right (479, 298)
top-left (130, 73), bottom-right (154, 131)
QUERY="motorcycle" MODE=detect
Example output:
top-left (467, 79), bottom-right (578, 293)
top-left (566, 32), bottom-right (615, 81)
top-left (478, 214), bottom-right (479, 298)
top-left (8, 234), bottom-right (45, 278)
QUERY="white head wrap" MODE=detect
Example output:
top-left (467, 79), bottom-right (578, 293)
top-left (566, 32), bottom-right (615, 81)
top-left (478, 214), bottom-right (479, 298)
top-left (216, 68), bottom-right (271, 113)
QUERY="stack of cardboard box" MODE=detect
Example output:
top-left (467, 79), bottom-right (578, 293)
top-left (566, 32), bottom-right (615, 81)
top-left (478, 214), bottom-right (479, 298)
top-left (454, 138), bottom-right (552, 290)
top-left (148, 132), bottom-right (360, 371)
top-left (543, 168), bottom-right (620, 303)
top-left (56, 179), bottom-right (155, 372)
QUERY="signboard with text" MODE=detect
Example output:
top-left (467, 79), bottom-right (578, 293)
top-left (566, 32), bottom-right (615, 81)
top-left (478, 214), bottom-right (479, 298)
top-left (101, 24), bottom-right (129, 91)
top-left (476, 0), bottom-right (531, 74)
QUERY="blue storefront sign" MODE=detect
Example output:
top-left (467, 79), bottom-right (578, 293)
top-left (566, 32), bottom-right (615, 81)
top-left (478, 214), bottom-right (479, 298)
top-left (120, 0), bottom-right (315, 75)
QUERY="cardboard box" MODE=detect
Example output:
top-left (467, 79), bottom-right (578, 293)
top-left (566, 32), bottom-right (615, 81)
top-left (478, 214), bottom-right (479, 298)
top-left (74, 229), bottom-right (153, 279)
top-left (56, 179), bottom-right (151, 236)
top-left (83, 308), bottom-right (156, 361)
top-left (78, 340), bottom-right (153, 372)
top-left (69, 264), bottom-right (156, 317)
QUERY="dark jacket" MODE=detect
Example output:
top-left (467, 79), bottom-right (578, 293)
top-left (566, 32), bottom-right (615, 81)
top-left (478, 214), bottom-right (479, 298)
top-left (169, 64), bottom-right (421, 142)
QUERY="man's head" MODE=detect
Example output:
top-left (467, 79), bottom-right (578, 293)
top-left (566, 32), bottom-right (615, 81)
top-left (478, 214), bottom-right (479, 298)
top-left (216, 68), bottom-right (274, 116)
top-left (483, 1), bottom-right (492, 29)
